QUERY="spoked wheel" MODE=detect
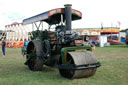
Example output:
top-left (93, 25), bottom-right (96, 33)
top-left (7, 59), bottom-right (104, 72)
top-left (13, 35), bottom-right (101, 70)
top-left (26, 40), bottom-right (44, 71)
top-left (59, 51), bottom-right (98, 79)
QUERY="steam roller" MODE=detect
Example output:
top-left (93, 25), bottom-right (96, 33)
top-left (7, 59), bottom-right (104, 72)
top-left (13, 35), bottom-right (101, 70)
top-left (22, 4), bottom-right (101, 79)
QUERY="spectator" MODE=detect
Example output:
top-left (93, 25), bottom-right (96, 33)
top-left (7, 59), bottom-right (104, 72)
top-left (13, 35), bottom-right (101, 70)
top-left (91, 41), bottom-right (96, 51)
top-left (88, 40), bottom-right (91, 45)
top-left (92, 41), bottom-right (96, 45)
top-left (24, 40), bottom-right (28, 49)
top-left (2, 39), bottom-right (6, 56)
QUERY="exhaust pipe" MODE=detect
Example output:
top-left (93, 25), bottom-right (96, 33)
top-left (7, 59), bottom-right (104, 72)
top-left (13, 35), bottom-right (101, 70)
top-left (64, 4), bottom-right (72, 31)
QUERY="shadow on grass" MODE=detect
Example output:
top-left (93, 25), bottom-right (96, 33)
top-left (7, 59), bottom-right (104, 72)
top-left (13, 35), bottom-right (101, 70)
top-left (23, 65), bottom-right (65, 80)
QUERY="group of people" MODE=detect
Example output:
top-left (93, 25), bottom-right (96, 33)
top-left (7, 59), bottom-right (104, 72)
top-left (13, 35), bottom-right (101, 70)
top-left (1, 40), bottom-right (28, 57)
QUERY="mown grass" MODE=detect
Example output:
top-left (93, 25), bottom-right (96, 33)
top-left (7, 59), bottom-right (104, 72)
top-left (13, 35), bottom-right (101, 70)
top-left (0, 45), bottom-right (128, 85)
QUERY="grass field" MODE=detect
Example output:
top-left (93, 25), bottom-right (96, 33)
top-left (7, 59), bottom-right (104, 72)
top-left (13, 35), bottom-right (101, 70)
top-left (0, 45), bottom-right (128, 85)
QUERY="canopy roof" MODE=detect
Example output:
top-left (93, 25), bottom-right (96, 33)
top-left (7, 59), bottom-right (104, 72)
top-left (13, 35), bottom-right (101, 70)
top-left (23, 8), bottom-right (82, 25)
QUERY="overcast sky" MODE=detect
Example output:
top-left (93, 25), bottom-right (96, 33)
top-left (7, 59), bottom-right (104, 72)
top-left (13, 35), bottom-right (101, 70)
top-left (0, 0), bottom-right (128, 30)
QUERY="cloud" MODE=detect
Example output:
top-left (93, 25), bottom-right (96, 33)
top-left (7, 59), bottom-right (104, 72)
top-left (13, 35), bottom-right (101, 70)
top-left (0, 11), bottom-right (24, 30)
top-left (0, 0), bottom-right (128, 30)
top-left (7, 12), bottom-right (24, 21)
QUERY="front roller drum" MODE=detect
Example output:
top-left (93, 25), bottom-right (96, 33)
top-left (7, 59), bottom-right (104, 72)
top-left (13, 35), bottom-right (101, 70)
top-left (59, 51), bottom-right (100, 79)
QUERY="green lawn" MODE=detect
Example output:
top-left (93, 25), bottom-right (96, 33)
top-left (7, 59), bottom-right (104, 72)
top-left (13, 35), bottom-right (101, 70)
top-left (0, 45), bottom-right (128, 85)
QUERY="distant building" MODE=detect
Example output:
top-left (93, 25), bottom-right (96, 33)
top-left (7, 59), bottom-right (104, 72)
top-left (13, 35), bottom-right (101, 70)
top-left (73, 27), bottom-right (120, 43)
top-left (73, 27), bottom-right (120, 35)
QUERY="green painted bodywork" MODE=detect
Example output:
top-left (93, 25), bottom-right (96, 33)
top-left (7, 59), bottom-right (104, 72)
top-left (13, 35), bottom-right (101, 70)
top-left (39, 30), bottom-right (57, 41)
top-left (61, 46), bottom-right (92, 64)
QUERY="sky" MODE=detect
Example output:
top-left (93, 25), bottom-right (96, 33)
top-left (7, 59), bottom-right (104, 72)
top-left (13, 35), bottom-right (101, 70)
top-left (0, 0), bottom-right (128, 30)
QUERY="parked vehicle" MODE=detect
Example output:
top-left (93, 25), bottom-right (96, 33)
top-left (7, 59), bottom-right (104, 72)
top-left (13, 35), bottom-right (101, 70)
top-left (22, 4), bottom-right (100, 79)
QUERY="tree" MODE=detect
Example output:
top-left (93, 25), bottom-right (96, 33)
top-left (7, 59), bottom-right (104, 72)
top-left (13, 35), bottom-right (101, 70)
top-left (120, 28), bottom-right (128, 32)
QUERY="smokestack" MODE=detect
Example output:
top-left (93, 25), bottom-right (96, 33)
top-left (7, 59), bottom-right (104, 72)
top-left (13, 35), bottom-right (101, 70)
top-left (64, 4), bottom-right (72, 31)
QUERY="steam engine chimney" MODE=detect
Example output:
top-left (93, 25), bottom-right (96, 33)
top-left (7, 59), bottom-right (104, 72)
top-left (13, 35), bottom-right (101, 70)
top-left (64, 4), bottom-right (72, 31)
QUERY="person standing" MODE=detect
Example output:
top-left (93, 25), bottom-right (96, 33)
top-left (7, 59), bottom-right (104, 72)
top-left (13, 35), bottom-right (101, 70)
top-left (2, 40), bottom-right (6, 56)
top-left (91, 41), bottom-right (96, 51)
top-left (24, 40), bottom-right (28, 49)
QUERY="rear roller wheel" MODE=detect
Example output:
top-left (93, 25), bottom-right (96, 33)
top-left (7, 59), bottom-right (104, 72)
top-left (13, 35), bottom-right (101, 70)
top-left (59, 51), bottom-right (97, 79)
top-left (26, 40), bottom-right (43, 71)
top-left (28, 57), bottom-right (43, 71)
